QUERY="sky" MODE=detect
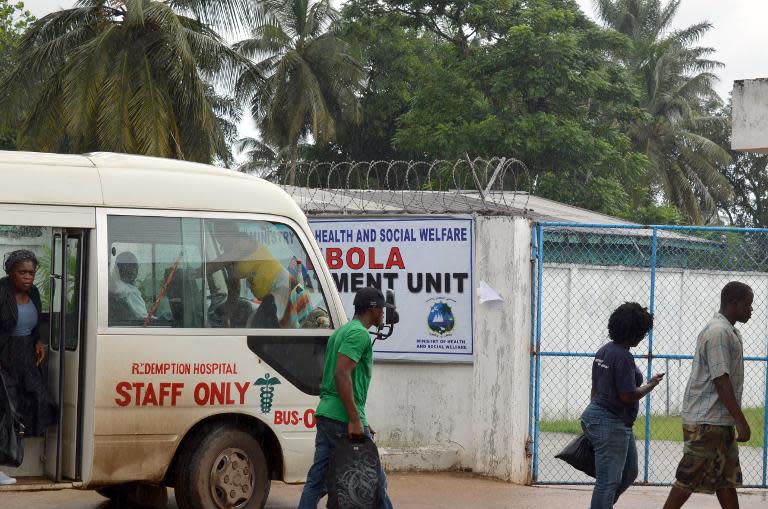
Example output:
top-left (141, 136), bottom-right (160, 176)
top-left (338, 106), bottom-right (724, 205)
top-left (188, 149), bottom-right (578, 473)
top-left (575, 0), bottom-right (768, 100)
top-left (19, 0), bottom-right (768, 126)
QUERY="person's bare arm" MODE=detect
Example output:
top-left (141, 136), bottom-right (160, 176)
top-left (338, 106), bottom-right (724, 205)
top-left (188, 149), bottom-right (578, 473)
top-left (619, 374), bottom-right (664, 403)
top-left (714, 374), bottom-right (750, 442)
top-left (334, 354), bottom-right (364, 438)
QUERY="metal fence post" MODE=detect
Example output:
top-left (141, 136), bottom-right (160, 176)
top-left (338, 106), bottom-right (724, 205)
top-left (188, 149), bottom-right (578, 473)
top-left (763, 359), bottom-right (768, 487)
top-left (528, 226), bottom-right (537, 461)
top-left (532, 223), bottom-right (544, 481)
top-left (644, 227), bottom-right (658, 483)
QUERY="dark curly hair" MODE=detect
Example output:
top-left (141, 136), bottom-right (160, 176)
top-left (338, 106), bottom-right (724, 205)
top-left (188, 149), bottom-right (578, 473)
top-left (4, 249), bottom-right (39, 275)
top-left (608, 302), bottom-right (653, 345)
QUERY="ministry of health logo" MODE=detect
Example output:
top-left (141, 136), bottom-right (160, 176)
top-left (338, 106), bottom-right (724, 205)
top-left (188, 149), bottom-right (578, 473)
top-left (427, 301), bottom-right (455, 335)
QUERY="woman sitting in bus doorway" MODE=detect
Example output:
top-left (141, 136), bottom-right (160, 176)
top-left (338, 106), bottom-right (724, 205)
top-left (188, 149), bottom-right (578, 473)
top-left (580, 302), bottom-right (665, 508)
top-left (0, 250), bottom-right (57, 485)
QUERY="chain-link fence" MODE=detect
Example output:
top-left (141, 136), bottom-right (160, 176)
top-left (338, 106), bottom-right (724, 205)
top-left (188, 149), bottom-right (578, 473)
top-left (530, 223), bottom-right (768, 487)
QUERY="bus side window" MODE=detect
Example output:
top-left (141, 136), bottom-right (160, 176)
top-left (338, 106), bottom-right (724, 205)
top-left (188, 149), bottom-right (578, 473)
top-left (0, 225), bottom-right (52, 312)
top-left (107, 216), bottom-right (204, 328)
top-left (204, 219), bottom-right (332, 329)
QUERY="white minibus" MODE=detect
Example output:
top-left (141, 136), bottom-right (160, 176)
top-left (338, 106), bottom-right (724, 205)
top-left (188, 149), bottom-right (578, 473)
top-left (0, 150), bottom-right (353, 509)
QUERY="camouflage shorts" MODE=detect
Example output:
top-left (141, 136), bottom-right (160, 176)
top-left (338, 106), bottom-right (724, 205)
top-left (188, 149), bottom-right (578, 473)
top-left (673, 424), bottom-right (742, 494)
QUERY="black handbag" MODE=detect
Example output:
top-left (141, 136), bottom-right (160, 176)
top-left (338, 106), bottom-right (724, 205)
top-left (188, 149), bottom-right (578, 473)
top-left (0, 370), bottom-right (25, 467)
top-left (555, 433), bottom-right (595, 477)
top-left (327, 436), bottom-right (382, 509)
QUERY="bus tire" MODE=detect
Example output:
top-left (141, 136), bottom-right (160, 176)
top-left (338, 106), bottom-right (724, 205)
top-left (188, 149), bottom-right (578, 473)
top-left (175, 425), bottom-right (270, 509)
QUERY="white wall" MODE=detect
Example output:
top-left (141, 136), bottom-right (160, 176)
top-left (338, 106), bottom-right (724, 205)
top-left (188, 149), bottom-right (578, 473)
top-left (539, 264), bottom-right (768, 420)
top-left (471, 216), bottom-right (532, 483)
top-left (732, 78), bottom-right (768, 153)
top-left (365, 215), bottom-right (533, 483)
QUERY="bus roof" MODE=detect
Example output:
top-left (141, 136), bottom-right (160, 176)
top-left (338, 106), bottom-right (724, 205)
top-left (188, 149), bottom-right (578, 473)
top-left (0, 150), bottom-right (304, 220)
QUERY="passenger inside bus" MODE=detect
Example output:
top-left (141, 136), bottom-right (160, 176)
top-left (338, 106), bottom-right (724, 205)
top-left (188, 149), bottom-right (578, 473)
top-left (208, 222), bottom-right (317, 328)
top-left (108, 252), bottom-right (149, 324)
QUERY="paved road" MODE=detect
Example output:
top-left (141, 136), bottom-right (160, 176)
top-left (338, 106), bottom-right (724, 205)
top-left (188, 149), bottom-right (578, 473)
top-left (3, 472), bottom-right (767, 509)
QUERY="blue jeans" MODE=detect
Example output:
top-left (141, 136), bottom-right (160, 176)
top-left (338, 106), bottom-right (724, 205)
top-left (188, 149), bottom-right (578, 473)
top-left (580, 402), bottom-right (638, 509)
top-left (298, 416), bottom-right (394, 509)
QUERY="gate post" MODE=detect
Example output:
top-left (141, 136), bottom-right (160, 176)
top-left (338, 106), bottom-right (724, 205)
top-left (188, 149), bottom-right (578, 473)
top-left (644, 227), bottom-right (658, 483)
top-left (532, 223), bottom-right (544, 481)
top-left (762, 361), bottom-right (767, 487)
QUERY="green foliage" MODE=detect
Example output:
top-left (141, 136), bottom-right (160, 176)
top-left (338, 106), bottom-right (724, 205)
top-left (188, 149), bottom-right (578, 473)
top-left (234, 0), bottom-right (365, 183)
top-left (0, 1), bottom-right (33, 68)
top-left (619, 203), bottom-right (684, 225)
top-left (0, 1), bottom-right (34, 150)
top-left (386, 0), bottom-right (650, 215)
top-left (0, 0), bottom-right (747, 226)
top-left (596, 0), bottom-right (733, 224)
top-left (0, 0), bottom-right (246, 164)
top-left (307, 7), bottom-right (439, 161)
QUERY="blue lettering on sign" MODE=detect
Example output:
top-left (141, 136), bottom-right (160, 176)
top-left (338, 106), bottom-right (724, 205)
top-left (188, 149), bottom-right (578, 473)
top-left (314, 229), bottom-right (354, 243)
top-left (356, 229), bottom-right (377, 242)
top-left (378, 228), bottom-right (417, 242)
top-left (418, 227), bottom-right (467, 242)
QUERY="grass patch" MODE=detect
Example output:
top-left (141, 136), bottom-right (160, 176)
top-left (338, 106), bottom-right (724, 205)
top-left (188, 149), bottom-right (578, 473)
top-left (539, 407), bottom-right (765, 448)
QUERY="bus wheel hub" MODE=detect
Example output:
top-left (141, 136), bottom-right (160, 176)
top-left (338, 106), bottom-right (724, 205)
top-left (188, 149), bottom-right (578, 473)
top-left (210, 448), bottom-right (254, 508)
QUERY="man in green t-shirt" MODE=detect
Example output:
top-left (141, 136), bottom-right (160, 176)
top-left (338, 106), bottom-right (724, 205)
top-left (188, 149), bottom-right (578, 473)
top-left (298, 287), bottom-right (394, 509)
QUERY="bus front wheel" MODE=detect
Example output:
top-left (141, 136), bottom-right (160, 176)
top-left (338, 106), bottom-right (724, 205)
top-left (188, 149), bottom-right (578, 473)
top-left (175, 425), bottom-right (271, 509)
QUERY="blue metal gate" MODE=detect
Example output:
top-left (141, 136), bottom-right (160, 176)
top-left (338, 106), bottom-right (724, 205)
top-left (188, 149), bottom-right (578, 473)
top-left (530, 222), bottom-right (768, 486)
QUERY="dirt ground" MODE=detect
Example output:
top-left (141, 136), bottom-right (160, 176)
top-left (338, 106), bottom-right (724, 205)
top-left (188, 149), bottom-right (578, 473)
top-left (2, 472), bottom-right (767, 509)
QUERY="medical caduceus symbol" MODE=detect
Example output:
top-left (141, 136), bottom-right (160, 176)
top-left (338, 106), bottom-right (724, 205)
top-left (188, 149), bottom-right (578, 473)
top-left (254, 373), bottom-right (281, 414)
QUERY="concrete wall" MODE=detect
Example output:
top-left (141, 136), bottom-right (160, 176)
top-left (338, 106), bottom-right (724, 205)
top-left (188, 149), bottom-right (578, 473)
top-left (366, 215), bottom-right (533, 483)
top-left (732, 78), bottom-right (768, 153)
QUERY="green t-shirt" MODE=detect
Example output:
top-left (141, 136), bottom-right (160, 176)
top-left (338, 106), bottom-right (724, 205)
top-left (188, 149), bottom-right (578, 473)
top-left (316, 319), bottom-right (373, 425)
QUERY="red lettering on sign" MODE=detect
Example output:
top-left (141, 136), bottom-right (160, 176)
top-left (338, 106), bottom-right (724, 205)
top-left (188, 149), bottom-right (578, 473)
top-left (210, 383), bottom-right (225, 405)
top-left (368, 248), bottom-right (384, 269)
top-left (304, 409), bottom-right (316, 429)
top-left (275, 410), bottom-right (313, 427)
top-left (114, 382), bottom-right (186, 406)
top-left (347, 247), bottom-right (365, 269)
top-left (234, 382), bottom-right (250, 405)
top-left (171, 383), bottom-right (183, 406)
top-left (387, 247), bottom-right (404, 269)
top-left (194, 383), bottom-right (209, 405)
top-left (143, 383), bottom-right (158, 406)
top-left (326, 248), bottom-right (343, 269)
top-left (115, 382), bottom-right (132, 407)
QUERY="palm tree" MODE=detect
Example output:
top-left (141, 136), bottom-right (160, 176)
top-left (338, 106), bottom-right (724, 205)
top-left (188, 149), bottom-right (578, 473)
top-left (0, 0), bottom-right (249, 164)
top-left (595, 0), bottom-right (732, 224)
top-left (235, 136), bottom-right (283, 175)
top-left (234, 0), bottom-right (364, 185)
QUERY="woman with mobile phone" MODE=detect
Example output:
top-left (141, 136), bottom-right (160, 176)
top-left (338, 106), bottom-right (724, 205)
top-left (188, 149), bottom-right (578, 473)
top-left (580, 302), bottom-right (665, 509)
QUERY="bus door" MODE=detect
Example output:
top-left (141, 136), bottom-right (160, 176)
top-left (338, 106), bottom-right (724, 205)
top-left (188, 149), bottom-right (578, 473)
top-left (45, 229), bottom-right (86, 482)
